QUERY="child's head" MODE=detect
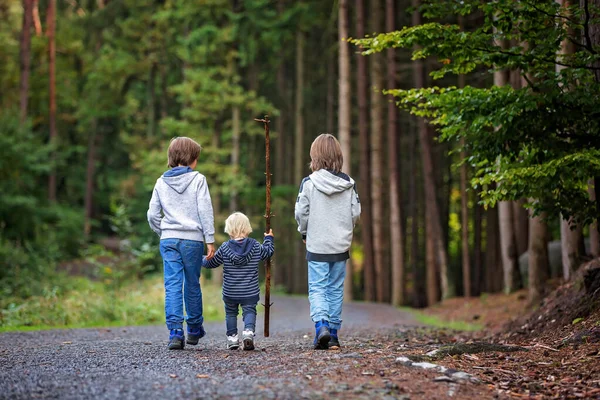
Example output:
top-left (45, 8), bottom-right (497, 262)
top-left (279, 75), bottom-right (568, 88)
top-left (224, 212), bottom-right (253, 239)
top-left (167, 137), bottom-right (202, 168)
top-left (309, 133), bottom-right (343, 173)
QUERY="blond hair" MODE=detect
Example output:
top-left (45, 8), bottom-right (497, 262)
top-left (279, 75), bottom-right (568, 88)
top-left (224, 212), bottom-right (253, 238)
top-left (309, 133), bottom-right (344, 173)
top-left (167, 137), bottom-right (202, 168)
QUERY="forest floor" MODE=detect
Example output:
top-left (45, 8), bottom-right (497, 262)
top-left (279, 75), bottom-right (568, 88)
top-left (2, 262), bottom-right (599, 399)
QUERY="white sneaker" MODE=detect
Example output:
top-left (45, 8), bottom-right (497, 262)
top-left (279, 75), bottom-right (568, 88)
top-left (227, 334), bottom-right (239, 350)
top-left (242, 330), bottom-right (255, 351)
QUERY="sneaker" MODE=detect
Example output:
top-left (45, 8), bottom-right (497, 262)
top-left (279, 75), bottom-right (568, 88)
top-left (313, 320), bottom-right (330, 350)
top-left (242, 330), bottom-right (255, 351)
top-left (227, 334), bottom-right (240, 350)
top-left (186, 326), bottom-right (206, 345)
top-left (168, 329), bottom-right (185, 350)
top-left (328, 328), bottom-right (341, 349)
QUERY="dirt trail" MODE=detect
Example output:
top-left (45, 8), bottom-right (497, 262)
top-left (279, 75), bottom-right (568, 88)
top-left (0, 296), bottom-right (497, 399)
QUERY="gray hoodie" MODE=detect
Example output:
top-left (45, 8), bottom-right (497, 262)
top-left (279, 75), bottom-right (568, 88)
top-left (147, 167), bottom-right (215, 243)
top-left (295, 169), bottom-right (361, 261)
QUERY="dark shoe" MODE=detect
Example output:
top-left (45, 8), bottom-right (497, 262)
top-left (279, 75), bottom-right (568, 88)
top-left (328, 328), bottom-right (341, 349)
top-left (186, 326), bottom-right (206, 345)
top-left (168, 329), bottom-right (185, 350)
top-left (313, 320), bottom-right (330, 350)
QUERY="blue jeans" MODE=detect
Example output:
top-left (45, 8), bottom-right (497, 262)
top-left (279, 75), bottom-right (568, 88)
top-left (308, 260), bottom-right (347, 330)
top-left (224, 302), bottom-right (257, 336)
top-left (159, 239), bottom-right (204, 330)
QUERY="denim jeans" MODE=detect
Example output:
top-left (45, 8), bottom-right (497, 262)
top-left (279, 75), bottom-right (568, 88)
top-left (224, 302), bottom-right (257, 336)
top-left (159, 238), bottom-right (204, 330)
top-left (308, 260), bottom-right (347, 330)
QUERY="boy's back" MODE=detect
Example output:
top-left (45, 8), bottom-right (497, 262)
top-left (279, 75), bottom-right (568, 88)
top-left (148, 167), bottom-right (215, 244)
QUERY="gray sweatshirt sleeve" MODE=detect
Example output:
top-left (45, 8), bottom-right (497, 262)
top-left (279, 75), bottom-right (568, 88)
top-left (197, 176), bottom-right (215, 244)
top-left (351, 185), bottom-right (361, 227)
top-left (294, 179), bottom-right (310, 237)
top-left (147, 186), bottom-right (162, 236)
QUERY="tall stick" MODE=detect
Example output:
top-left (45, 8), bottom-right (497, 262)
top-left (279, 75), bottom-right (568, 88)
top-left (255, 115), bottom-right (273, 337)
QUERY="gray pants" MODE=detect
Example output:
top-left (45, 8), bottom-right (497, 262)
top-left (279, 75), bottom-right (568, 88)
top-left (225, 302), bottom-right (256, 336)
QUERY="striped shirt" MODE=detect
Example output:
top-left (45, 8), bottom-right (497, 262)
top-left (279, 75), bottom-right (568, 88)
top-left (202, 236), bottom-right (274, 304)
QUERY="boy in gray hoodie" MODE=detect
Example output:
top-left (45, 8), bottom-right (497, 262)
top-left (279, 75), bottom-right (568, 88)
top-left (147, 137), bottom-right (216, 350)
top-left (294, 134), bottom-right (361, 350)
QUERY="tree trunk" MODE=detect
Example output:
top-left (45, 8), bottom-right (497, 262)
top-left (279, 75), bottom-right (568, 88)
top-left (485, 202), bottom-right (503, 293)
top-left (211, 126), bottom-right (223, 286)
top-left (355, 0), bottom-right (375, 301)
top-left (409, 124), bottom-right (426, 306)
top-left (32, 0), bottom-right (42, 36)
top-left (147, 63), bottom-right (156, 137)
top-left (589, 179), bottom-right (600, 257)
top-left (528, 211), bottom-right (549, 305)
top-left (413, 0), bottom-right (448, 303)
top-left (369, 0), bottom-right (387, 303)
top-left (457, 55), bottom-right (471, 297)
top-left (512, 200), bottom-right (529, 257)
top-left (294, 30), bottom-right (306, 294)
top-left (386, 0), bottom-right (404, 306)
top-left (338, 0), bottom-right (353, 301)
top-left (230, 106), bottom-right (240, 212)
top-left (561, 217), bottom-right (583, 280)
top-left (327, 56), bottom-right (335, 134)
top-left (84, 120), bottom-right (98, 238)
top-left (473, 188), bottom-right (483, 295)
top-left (47, 0), bottom-right (57, 202)
top-left (19, 0), bottom-right (33, 124)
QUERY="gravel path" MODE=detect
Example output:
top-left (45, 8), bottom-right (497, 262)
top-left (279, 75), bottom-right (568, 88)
top-left (0, 296), bottom-right (497, 399)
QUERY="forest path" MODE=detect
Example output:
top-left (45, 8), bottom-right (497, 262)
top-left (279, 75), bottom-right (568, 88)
top-left (0, 296), bottom-right (496, 399)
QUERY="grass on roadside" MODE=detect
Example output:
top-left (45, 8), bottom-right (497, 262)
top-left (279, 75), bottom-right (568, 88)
top-left (400, 307), bottom-right (484, 332)
top-left (0, 275), bottom-right (224, 332)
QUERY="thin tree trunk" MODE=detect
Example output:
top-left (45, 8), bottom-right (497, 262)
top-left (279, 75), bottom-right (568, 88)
top-left (32, 0), bottom-right (42, 36)
top-left (528, 210), bottom-right (549, 305)
top-left (147, 63), bottom-right (156, 137)
top-left (413, 0), bottom-right (448, 302)
top-left (386, 0), bottom-right (404, 306)
top-left (19, 0), bottom-right (33, 124)
top-left (370, 0), bottom-right (387, 303)
top-left (275, 62), bottom-right (287, 186)
top-left (512, 200), bottom-right (529, 257)
top-left (473, 188), bottom-right (483, 295)
top-left (589, 179), bottom-right (600, 257)
top-left (355, 0), bottom-right (375, 301)
top-left (338, 0), bottom-right (353, 301)
top-left (560, 217), bottom-right (583, 280)
top-left (47, 0), bottom-right (57, 202)
top-left (230, 106), bottom-right (240, 212)
top-left (294, 30), bottom-right (306, 294)
top-left (212, 125), bottom-right (223, 286)
top-left (457, 54), bottom-right (471, 297)
top-left (327, 56), bottom-right (335, 134)
top-left (84, 121), bottom-right (98, 238)
top-left (485, 201), bottom-right (503, 293)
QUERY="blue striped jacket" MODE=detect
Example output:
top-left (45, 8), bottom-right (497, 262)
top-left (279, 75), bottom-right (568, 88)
top-left (202, 236), bottom-right (274, 304)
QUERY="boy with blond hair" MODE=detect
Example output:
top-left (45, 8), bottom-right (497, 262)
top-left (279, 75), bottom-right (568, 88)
top-left (295, 133), bottom-right (361, 349)
top-left (147, 137), bottom-right (216, 350)
top-left (203, 212), bottom-right (274, 350)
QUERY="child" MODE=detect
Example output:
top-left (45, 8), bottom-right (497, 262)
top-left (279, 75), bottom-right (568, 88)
top-left (147, 137), bottom-right (216, 350)
top-left (294, 133), bottom-right (361, 350)
top-left (202, 212), bottom-right (274, 350)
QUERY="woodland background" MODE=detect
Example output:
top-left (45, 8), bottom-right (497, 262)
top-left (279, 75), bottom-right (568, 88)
top-left (1, 0), bottom-right (600, 330)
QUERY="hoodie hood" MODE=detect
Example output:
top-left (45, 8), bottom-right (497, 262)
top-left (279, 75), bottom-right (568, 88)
top-left (227, 238), bottom-right (256, 266)
top-left (309, 169), bottom-right (354, 195)
top-left (162, 167), bottom-right (198, 194)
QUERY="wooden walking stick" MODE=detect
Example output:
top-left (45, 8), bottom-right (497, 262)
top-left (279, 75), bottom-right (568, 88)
top-left (255, 115), bottom-right (273, 337)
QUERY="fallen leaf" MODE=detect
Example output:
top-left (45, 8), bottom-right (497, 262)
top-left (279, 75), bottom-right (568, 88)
top-left (196, 374), bottom-right (209, 379)
top-left (169, 374), bottom-right (177, 378)
top-left (61, 341), bottom-right (72, 345)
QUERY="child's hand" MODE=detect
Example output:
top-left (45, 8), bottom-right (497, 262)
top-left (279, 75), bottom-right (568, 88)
top-left (206, 243), bottom-right (215, 260)
top-left (264, 229), bottom-right (274, 237)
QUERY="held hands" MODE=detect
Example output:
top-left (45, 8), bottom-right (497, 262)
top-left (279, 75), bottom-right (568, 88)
top-left (264, 229), bottom-right (274, 238)
top-left (206, 243), bottom-right (215, 260)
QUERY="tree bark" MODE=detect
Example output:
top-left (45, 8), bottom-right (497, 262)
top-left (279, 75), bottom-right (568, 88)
top-left (370, 0), bottom-right (387, 303)
top-left (561, 217), bottom-right (583, 280)
top-left (528, 211), bottom-right (549, 305)
top-left (589, 179), bottom-right (600, 257)
top-left (386, 0), bottom-right (404, 306)
top-left (473, 188), bottom-right (483, 295)
top-left (485, 201), bottom-right (503, 293)
top-left (211, 125), bottom-right (223, 286)
top-left (413, 0), bottom-right (448, 302)
top-left (338, 0), bottom-right (353, 301)
top-left (294, 29), bottom-right (306, 294)
top-left (512, 200), bottom-right (529, 257)
top-left (355, 0), bottom-right (375, 301)
top-left (47, 0), bottom-right (57, 202)
top-left (32, 0), bottom-right (42, 36)
top-left (84, 120), bottom-right (98, 238)
top-left (147, 63), bottom-right (156, 137)
top-left (19, 0), bottom-right (33, 124)
top-left (230, 106), bottom-right (240, 212)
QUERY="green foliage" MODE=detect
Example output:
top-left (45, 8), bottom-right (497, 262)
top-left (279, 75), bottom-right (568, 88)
top-left (353, 0), bottom-right (600, 226)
